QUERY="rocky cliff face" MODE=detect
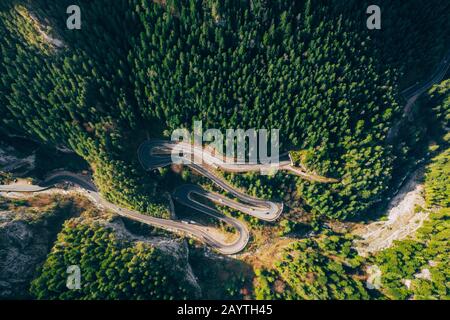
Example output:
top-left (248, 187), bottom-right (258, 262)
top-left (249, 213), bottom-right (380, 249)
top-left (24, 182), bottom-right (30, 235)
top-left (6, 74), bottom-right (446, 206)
top-left (0, 210), bottom-right (58, 299)
top-left (0, 201), bottom-right (202, 299)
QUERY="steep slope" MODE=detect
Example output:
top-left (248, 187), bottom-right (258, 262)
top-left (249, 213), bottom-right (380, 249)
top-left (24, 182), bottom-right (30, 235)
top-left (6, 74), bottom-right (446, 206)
top-left (0, 0), bottom-right (448, 221)
top-left (0, 196), bottom-right (75, 298)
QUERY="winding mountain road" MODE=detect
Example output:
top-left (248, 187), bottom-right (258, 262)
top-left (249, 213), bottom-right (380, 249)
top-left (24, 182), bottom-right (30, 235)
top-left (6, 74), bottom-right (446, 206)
top-left (0, 171), bottom-right (250, 254)
top-left (139, 140), bottom-right (338, 183)
top-left (139, 139), bottom-right (288, 222)
top-left (387, 51), bottom-right (450, 142)
top-left (0, 139), bottom-right (295, 254)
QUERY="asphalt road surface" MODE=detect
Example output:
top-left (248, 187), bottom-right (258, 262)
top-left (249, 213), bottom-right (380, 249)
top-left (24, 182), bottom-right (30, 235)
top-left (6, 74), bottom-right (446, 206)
top-left (0, 171), bottom-right (249, 254)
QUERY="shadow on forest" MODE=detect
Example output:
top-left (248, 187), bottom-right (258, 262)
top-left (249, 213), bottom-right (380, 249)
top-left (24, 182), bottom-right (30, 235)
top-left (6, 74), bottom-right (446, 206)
top-left (188, 245), bottom-right (255, 300)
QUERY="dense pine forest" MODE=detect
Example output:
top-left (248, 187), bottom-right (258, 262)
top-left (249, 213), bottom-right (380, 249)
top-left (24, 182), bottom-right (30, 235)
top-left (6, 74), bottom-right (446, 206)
top-left (1, 0), bottom-right (449, 219)
top-left (1, 0), bottom-right (449, 301)
top-left (254, 233), bottom-right (371, 300)
top-left (374, 145), bottom-right (450, 300)
top-left (30, 220), bottom-right (198, 299)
